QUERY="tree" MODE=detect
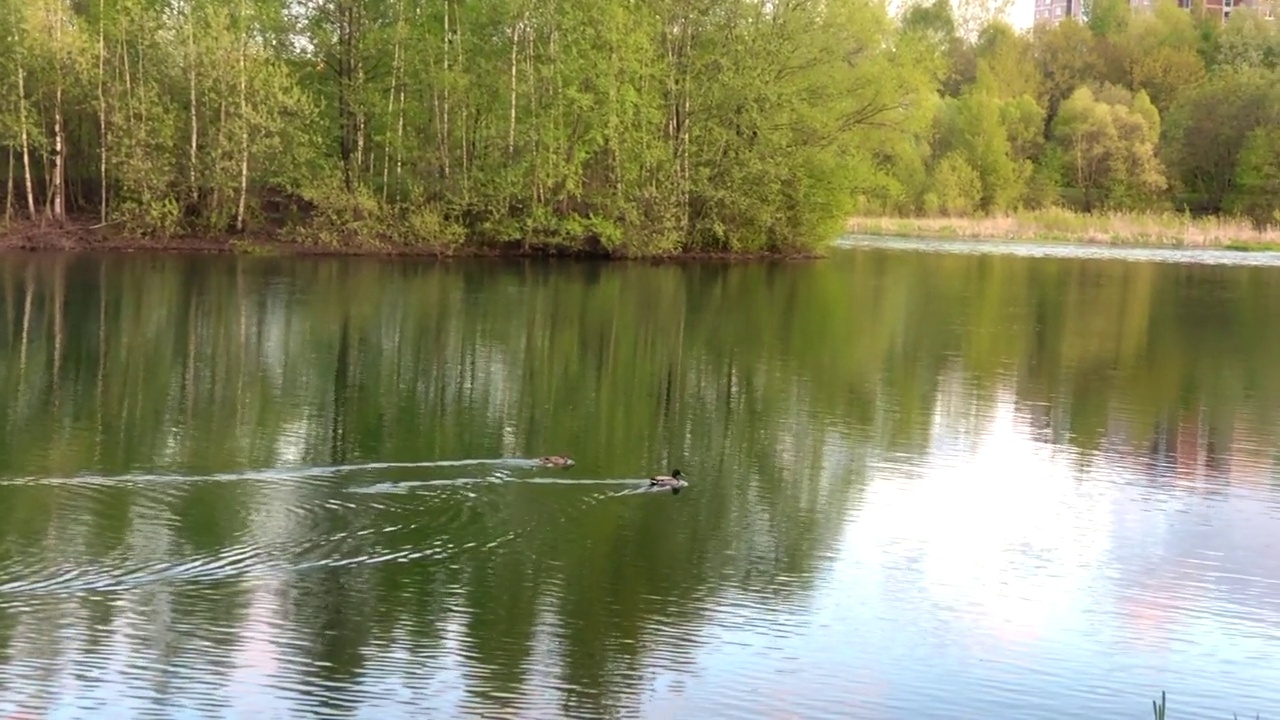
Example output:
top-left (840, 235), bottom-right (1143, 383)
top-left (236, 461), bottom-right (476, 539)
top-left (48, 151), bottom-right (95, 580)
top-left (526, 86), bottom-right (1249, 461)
top-left (1086, 0), bottom-right (1131, 38)
top-left (1114, 0), bottom-right (1206, 112)
top-left (901, 0), bottom-right (964, 95)
top-left (927, 152), bottom-right (984, 215)
top-left (931, 67), bottom-right (1035, 213)
top-left (1162, 71), bottom-right (1280, 213)
top-left (1216, 6), bottom-right (1280, 71)
top-left (1228, 126), bottom-right (1280, 229)
top-left (1050, 85), bottom-right (1166, 211)
top-left (1032, 19), bottom-right (1100, 122)
top-left (972, 21), bottom-right (1042, 102)
top-left (0, 0), bottom-right (1273, 248)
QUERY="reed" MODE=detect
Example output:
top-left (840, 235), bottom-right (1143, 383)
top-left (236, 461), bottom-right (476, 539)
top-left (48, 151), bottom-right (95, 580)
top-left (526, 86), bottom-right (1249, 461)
top-left (1149, 691), bottom-right (1266, 719)
top-left (845, 211), bottom-right (1280, 249)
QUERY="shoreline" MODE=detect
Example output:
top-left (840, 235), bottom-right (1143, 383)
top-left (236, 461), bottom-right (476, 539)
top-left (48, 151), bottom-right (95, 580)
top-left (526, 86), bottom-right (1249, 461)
top-left (844, 213), bottom-right (1280, 251)
top-left (8, 212), bottom-right (1280, 262)
top-left (0, 221), bottom-right (825, 263)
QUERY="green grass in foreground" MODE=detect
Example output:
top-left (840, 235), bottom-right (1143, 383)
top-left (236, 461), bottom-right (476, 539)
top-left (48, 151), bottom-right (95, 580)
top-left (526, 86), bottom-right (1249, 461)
top-left (846, 210), bottom-right (1280, 249)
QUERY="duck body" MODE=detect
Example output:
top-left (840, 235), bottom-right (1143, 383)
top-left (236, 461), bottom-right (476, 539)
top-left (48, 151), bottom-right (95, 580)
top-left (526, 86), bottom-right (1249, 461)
top-left (537, 456), bottom-right (575, 468)
top-left (649, 469), bottom-right (685, 494)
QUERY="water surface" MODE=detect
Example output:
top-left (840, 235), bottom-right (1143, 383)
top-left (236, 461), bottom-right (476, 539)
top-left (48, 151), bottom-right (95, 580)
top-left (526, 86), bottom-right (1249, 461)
top-left (1, 244), bottom-right (1279, 719)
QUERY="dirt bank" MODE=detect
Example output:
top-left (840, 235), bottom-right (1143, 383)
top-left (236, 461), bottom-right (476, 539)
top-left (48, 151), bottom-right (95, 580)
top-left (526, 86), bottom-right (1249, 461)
top-left (0, 219), bottom-right (824, 263)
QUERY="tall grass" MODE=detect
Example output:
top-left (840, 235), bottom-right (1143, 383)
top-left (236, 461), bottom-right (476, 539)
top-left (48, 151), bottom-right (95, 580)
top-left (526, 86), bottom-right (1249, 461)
top-left (845, 211), bottom-right (1280, 249)
top-left (1149, 691), bottom-right (1266, 719)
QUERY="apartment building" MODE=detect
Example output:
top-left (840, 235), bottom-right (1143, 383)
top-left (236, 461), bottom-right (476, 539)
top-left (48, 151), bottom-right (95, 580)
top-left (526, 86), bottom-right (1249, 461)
top-left (1035, 0), bottom-right (1273, 24)
top-left (1178, 0), bottom-right (1275, 22)
top-left (1033, 0), bottom-right (1084, 23)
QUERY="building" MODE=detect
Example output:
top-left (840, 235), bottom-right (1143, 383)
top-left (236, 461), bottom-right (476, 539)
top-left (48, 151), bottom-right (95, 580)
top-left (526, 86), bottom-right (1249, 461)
top-left (1034, 0), bottom-right (1084, 24)
top-left (1177, 0), bottom-right (1275, 22)
top-left (1034, 0), bottom-right (1273, 25)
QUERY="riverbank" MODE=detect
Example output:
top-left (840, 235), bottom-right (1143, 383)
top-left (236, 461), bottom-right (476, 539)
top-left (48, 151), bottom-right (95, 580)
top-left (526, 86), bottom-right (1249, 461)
top-left (11, 212), bottom-right (1278, 262)
top-left (0, 219), bottom-right (823, 263)
top-left (846, 211), bottom-right (1280, 250)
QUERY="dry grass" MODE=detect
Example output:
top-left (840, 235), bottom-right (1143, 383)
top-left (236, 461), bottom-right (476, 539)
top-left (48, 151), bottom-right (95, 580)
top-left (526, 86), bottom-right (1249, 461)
top-left (845, 210), bottom-right (1280, 250)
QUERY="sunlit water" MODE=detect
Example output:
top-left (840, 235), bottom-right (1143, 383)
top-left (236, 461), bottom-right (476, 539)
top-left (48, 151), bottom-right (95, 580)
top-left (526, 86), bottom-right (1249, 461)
top-left (1, 242), bottom-right (1279, 719)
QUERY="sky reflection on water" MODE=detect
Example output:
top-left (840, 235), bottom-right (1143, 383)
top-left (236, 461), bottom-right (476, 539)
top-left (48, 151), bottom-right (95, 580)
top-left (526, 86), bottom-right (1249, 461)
top-left (2, 248), bottom-right (1280, 719)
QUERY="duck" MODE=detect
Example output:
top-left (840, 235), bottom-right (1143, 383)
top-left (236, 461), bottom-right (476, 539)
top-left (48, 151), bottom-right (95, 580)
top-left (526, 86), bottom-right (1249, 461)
top-left (649, 469), bottom-right (685, 494)
top-left (537, 456), bottom-right (576, 468)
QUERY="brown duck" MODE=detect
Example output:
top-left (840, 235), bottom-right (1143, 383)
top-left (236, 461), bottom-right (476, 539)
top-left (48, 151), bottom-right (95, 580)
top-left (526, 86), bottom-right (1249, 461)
top-left (537, 456), bottom-right (575, 468)
top-left (649, 469), bottom-right (685, 494)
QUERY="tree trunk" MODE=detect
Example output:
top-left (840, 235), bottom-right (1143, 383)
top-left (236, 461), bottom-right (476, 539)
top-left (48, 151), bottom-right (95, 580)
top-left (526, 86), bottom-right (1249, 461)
top-left (382, 0), bottom-right (403, 203)
top-left (137, 34), bottom-right (147, 129)
top-left (354, 2), bottom-right (368, 183)
top-left (189, 4), bottom-right (199, 210)
top-left (528, 24), bottom-right (538, 204)
top-left (121, 34), bottom-right (135, 124)
top-left (394, 82), bottom-right (405, 201)
top-left (40, 143), bottom-right (51, 222)
top-left (99, 0), bottom-right (109, 222)
top-left (16, 64), bottom-right (37, 221)
top-left (442, 0), bottom-right (451, 180)
top-left (53, 91), bottom-right (67, 223)
top-left (455, 3), bottom-right (468, 199)
top-left (4, 148), bottom-right (13, 225)
top-left (213, 98), bottom-right (225, 220)
top-left (52, 0), bottom-right (67, 223)
top-left (508, 22), bottom-right (520, 158)
top-left (338, 0), bottom-right (358, 193)
top-left (681, 27), bottom-right (691, 229)
top-left (236, 8), bottom-right (249, 232)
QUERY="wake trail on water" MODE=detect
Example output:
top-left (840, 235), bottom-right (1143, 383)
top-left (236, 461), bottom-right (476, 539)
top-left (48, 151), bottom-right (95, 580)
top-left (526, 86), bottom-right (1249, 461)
top-left (0, 458), bottom-right (558, 491)
top-left (0, 462), bottom-right (679, 602)
top-left (348, 477), bottom-right (651, 494)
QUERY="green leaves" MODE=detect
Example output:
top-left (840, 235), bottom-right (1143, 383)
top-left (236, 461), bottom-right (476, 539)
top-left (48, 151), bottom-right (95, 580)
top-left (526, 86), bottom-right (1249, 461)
top-left (1228, 125), bottom-right (1280, 229)
top-left (1051, 85), bottom-right (1167, 211)
top-left (1, 0), bottom-right (1278, 244)
top-left (1162, 70), bottom-right (1280, 213)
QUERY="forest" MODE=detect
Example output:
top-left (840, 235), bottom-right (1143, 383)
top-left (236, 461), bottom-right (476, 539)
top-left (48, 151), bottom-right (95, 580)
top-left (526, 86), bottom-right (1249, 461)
top-left (1, 0), bottom-right (1278, 256)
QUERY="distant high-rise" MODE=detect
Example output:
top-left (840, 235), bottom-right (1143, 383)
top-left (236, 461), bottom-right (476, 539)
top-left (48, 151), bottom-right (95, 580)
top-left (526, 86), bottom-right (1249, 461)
top-left (1034, 0), bottom-right (1273, 25)
top-left (1176, 0), bottom-right (1275, 22)
top-left (1034, 0), bottom-right (1084, 24)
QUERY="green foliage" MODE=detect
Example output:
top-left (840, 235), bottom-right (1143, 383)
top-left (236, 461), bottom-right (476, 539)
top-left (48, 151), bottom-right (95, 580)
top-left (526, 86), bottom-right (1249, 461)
top-left (927, 152), bottom-right (984, 215)
top-left (0, 0), bottom-right (944, 256)
top-left (941, 85), bottom-right (1025, 212)
top-left (2, 0), bottom-right (1280, 243)
top-left (1115, 0), bottom-right (1207, 111)
top-left (1032, 19), bottom-right (1100, 118)
top-left (1228, 126), bottom-right (1280, 229)
top-left (882, 0), bottom-right (1280, 225)
top-left (972, 21), bottom-right (1041, 100)
top-left (1218, 8), bottom-right (1280, 71)
top-left (1050, 85), bottom-right (1167, 211)
top-left (1087, 0), bottom-right (1132, 38)
top-left (1001, 95), bottom-right (1048, 162)
top-left (1162, 71), bottom-right (1280, 212)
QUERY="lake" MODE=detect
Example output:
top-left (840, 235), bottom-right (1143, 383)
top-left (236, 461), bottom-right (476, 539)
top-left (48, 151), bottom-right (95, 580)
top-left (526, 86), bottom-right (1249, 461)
top-left (2, 240), bottom-right (1279, 719)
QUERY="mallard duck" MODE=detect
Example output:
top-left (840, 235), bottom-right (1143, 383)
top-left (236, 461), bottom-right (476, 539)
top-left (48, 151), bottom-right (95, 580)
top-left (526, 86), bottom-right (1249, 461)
top-left (537, 456), bottom-right (575, 468)
top-left (649, 469), bottom-right (685, 494)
